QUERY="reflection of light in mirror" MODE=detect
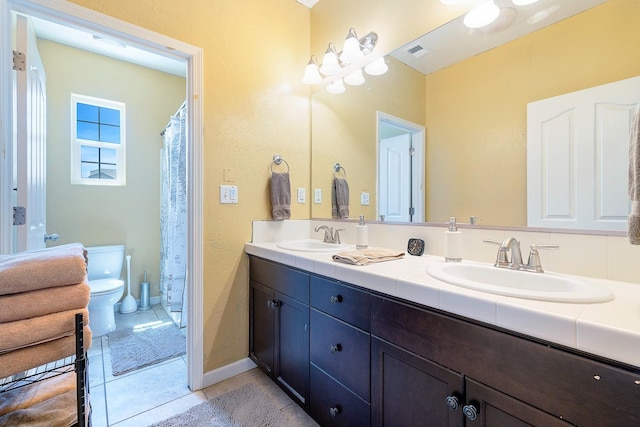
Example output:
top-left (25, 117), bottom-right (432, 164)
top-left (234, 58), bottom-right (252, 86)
top-left (326, 79), bottom-right (346, 94)
top-left (344, 68), bottom-right (365, 85)
top-left (302, 56), bottom-right (322, 84)
top-left (340, 28), bottom-right (365, 64)
top-left (464, 0), bottom-right (500, 28)
top-left (527, 4), bottom-right (560, 25)
top-left (320, 43), bottom-right (341, 75)
top-left (364, 57), bottom-right (389, 76)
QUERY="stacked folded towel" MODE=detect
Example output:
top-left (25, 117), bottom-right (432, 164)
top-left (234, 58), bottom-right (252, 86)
top-left (332, 247), bottom-right (405, 266)
top-left (0, 242), bottom-right (91, 388)
top-left (629, 106), bottom-right (640, 244)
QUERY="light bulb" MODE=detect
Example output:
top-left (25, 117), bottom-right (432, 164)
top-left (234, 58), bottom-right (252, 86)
top-left (344, 68), bottom-right (365, 86)
top-left (364, 57), bottom-right (388, 76)
top-left (302, 57), bottom-right (322, 85)
top-left (464, 0), bottom-right (500, 29)
top-left (319, 44), bottom-right (341, 75)
top-left (326, 79), bottom-right (346, 94)
top-left (340, 29), bottom-right (364, 65)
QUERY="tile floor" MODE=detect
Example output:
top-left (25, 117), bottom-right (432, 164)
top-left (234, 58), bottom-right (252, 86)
top-left (89, 304), bottom-right (317, 426)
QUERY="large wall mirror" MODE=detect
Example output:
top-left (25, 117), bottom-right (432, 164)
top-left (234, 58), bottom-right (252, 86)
top-left (310, 0), bottom-right (639, 230)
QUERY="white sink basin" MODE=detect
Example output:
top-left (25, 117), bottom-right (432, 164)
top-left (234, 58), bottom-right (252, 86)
top-left (426, 262), bottom-right (613, 303)
top-left (276, 239), bottom-right (350, 252)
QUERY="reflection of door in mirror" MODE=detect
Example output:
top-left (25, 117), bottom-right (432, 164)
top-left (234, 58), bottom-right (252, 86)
top-left (377, 112), bottom-right (424, 222)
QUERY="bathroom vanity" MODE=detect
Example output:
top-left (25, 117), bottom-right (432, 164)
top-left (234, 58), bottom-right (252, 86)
top-left (247, 246), bottom-right (640, 427)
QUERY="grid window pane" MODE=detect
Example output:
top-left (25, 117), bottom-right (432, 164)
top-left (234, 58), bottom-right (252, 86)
top-left (81, 162), bottom-right (97, 179)
top-left (100, 148), bottom-right (117, 164)
top-left (77, 122), bottom-right (99, 141)
top-left (100, 125), bottom-right (120, 144)
top-left (80, 145), bottom-right (99, 162)
top-left (77, 103), bottom-right (98, 122)
top-left (100, 107), bottom-right (120, 126)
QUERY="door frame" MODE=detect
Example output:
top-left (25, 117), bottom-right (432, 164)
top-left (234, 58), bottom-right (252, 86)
top-left (0, 0), bottom-right (204, 390)
top-left (376, 111), bottom-right (425, 222)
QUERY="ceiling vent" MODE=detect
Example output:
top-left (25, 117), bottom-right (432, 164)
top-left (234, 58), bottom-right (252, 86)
top-left (405, 44), bottom-right (430, 58)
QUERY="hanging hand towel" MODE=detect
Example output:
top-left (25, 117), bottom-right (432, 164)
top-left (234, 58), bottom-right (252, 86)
top-left (629, 106), bottom-right (640, 244)
top-left (331, 177), bottom-right (350, 219)
top-left (271, 172), bottom-right (291, 221)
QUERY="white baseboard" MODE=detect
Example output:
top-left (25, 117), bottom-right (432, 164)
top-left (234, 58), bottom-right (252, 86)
top-left (202, 358), bottom-right (257, 389)
top-left (114, 295), bottom-right (162, 313)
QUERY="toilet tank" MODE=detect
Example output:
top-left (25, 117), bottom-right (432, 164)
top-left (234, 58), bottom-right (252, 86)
top-left (86, 245), bottom-right (125, 281)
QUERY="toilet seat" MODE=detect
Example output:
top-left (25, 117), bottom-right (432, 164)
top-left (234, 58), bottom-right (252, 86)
top-left (89, 278), bottom-right (124, 296)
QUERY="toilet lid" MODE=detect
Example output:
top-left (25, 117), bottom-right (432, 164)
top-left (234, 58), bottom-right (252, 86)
top-left (89, 278), bottom-right (124, 295)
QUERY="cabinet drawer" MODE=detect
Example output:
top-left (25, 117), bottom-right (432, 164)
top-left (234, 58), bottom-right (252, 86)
top-left (310, 309), bottom-right (370, 400)
top-left (310, 364), bottom-right (370, 427)
top-left (310, 275), bottom-right (370, 330)
top-left (249, 256), bottom-right (309, 303)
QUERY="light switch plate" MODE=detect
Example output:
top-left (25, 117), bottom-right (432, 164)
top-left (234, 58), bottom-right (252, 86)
top-left (220, 185), bottom-right (238, 204)
top-left (361, 192), bottom-right (370, 206)
top-left (314, 189), bottom-right (322, 204)
top-left (297, 187), bottom-right (306, 203)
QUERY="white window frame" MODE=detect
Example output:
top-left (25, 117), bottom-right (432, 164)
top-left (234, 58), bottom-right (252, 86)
top-left (70, 93), bottom-right (126, 186)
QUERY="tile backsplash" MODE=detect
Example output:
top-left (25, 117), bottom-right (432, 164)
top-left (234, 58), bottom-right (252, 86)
top-left (251, 220), bottom-right (640, 286)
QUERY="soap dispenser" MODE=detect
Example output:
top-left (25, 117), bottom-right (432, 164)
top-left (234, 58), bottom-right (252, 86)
top-left (444, 217), bottom-right (462, 262)
top-left (356, 215), bottom-right (368, 249)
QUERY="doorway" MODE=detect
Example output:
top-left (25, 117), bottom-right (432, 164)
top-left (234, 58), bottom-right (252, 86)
top-left (0, 0), bottom-right (204, 391)
top-left (376, 111), bottom-right (425, 222)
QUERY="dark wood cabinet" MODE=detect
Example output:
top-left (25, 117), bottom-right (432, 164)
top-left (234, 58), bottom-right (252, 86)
top-left (249, 255), bottom-right (640, 427)
top-left (249, 257), bottom-right (310, 408)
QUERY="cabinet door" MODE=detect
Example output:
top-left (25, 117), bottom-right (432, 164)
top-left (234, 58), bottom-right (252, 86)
top-left (371, 338), bottom-right (464, 427)
top-left (275, 291), bottom-right (310, 408)
top-left (463, 379), bottom-right (570, 427)
top-left (249, 281), bottom-right (275, 375)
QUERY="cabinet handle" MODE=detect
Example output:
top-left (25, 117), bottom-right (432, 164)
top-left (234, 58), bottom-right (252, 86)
top-left (445, 394), bottom-right (460, 410)
top-left (462, 403), bottom-right (479, 421)
top-left (329, 405), bottom-right (342, 417)
top-left (330, 295), bottom-right (343, 304)
top-left (266, 299), bottom-right (280, 309)
top-left (329, 344), bottom-right (342, 354)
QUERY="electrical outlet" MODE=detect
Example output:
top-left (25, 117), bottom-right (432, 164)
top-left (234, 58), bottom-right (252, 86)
top-left (314, 189), bottom-right (322, 204)
top-left (297, 187), bottom-right (306, 203)
top-left (220, 185), bottom-right (238, 204)
top-left (361, 192), bottom-right (370, 206)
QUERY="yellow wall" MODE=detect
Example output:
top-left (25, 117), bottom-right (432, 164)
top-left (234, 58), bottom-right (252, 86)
top-left (311, 56), bottom-right (425, 220)
top-left (67, 0), bottom-right (311, 371)
top-left (425, 0), bottom-right (640, 225)
top-left (39, 39), bottom-right (185, 300)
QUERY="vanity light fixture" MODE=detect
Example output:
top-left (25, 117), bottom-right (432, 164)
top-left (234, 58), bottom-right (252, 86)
top-left (463, 0), bottom-right (500, 29)
top-left (302, 55), bottom-right (322, 85)
top-left (319, 43), bottom-right (341, 76)
top-left (302, 28), bottom-right (385, 93)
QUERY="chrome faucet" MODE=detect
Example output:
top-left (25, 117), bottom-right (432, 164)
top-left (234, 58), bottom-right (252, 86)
top-left (314, 225), bottom-right (344, 244)
top-left (484, 237), bottom-right (559, 273)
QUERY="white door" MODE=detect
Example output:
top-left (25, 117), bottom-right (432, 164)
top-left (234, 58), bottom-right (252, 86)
top-left (378, 133), bottom-right (412, 222)
top-left (14, 14), bottom-right (48, 251)
top-left (527, 76), bottom-right (640, 231)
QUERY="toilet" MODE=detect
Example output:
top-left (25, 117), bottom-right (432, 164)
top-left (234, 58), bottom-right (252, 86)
top-left (86, 245), bottom-right (125, 337)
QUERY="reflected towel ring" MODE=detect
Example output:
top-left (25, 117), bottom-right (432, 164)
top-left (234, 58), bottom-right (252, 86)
top-left (271, 154), bottom-right (290, 173)
top-left (333, 162), bottom-right (347, 179)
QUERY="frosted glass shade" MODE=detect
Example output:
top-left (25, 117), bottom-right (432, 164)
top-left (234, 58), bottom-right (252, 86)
top-left (302, 60), bottom-right (322, 85)
top-left (464, 0), bottom-right (500, 28)
top-left (364, 57), bottom-right (388, 76)
top-left (344, 69), bottom-right (365, 86)
top-left (326, 79), bottom-right (346, 94)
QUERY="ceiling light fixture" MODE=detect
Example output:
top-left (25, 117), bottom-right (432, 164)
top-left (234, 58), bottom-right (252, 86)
top-left (302, 28), bottom-right (386, 94)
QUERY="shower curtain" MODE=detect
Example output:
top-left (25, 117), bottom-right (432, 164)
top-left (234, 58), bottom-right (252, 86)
top-left (160, 102), bottom-right (187, 328)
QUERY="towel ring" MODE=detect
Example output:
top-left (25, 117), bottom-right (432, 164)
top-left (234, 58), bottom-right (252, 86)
top-left (333, 162), bottom-right (347, 179)
top-left (271, 154), bottom-right (290, 173)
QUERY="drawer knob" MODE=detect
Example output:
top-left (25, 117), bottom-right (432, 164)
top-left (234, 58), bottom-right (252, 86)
top-left (330, 295), bottom-right (343, 304)
top-left (329, 405), bottom-right (342, 417)
top-left (266, 299), bottom-right (280, 309)
top-left (330, 344), bottom-right (342, 354)
top-left (445, 394), bottom-right (460, 410)
top-left (462, 403), bottom-right (479, 421)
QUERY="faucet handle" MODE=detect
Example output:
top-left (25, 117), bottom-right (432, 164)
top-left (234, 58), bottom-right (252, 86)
top-left (483, 239), bottom-right (509, 267)
top-left (525, 243), bottom-right (559, 273)
top-left (333, 228), bottom-right (345, 244)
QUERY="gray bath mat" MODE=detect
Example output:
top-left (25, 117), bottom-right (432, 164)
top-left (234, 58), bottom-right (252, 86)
top-left (107, 322), bottom-right (186, 376)
top-left (150, 383), bottom-right (295, 427)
